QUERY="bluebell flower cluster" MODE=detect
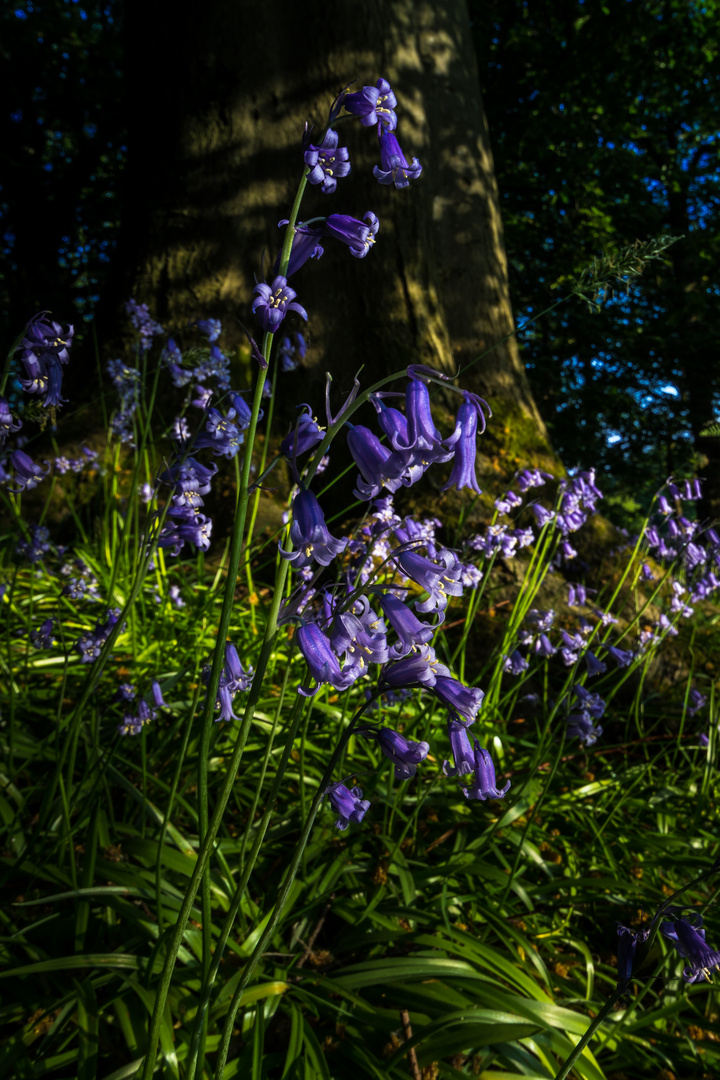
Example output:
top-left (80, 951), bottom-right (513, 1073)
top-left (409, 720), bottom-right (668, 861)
top-left (17, 312), bottom-right (74, 407)
top-left (75, 608), bottom-right (123, 664)
top-left (203, 641), bottom-right (254, 723)
top-left (118, 680), bottom-right (167, 736)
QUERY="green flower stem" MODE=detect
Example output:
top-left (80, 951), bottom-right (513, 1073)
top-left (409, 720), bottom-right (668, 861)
top-left (552, 989), bottom-right (622, 1080)
top-left (156, 680), bottom-right (203, 938)
top-left (141, 160), bottom-right (314, 1078)
top-left (184, 691), bottom-right (306, 1080)
top-left (191, 167), bottom-right (310, 1079)
top-left (215, 697), bottom-right (377, 1078)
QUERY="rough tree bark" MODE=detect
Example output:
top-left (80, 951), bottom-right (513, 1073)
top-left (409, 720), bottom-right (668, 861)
top-left (100, 0), bottom-right (553, 467)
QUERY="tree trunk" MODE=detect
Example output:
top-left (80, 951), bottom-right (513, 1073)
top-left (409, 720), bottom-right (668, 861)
top-left (99, 0), bottom-right (553, 468)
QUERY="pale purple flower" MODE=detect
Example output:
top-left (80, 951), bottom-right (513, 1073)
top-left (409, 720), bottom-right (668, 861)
top-left (394, 548), bottom-right (463, 614)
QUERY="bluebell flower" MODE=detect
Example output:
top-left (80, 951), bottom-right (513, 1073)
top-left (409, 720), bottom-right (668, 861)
top-left (193, 407), bottom-right (243, 458)
top-left (324, 212), bottom-right (379, 258)
top-left (567, 584), bottom-right (587, 606)
top-left (585, 651), bottom-right (606, 677)
top-left (347, 424), bottom-right (406, 500)
top-left (331, 610), bottom-right (389, 681)
top-left (463, 742), bottom-right (510, 801)
top-left (444, 721), bottom-right (510, 800)
top-left (401, 379), bottom-right (454, 466)
top-left (325, 781), bottom-right (371, 831)
top-left (157, 506), bottom-right (212, 556)
top-left (16, 524), bottom-right (51, 563)
top-left (76, 609), bottom-right (121, 663)
top-left (29, 618), bottom-right (55, 650)
top-left (504, 650), bottom-right (529, 676)
top-left (0, 396), bottom-right (22, 446)
top-left (517, 468), bottom-right (554, 492)
top-left (359, 726), bottom-right (429, 780)
top-left (343, 77), bottom-right (397, 130)
top-left (442, 393), bottom-right (488, 494)
top-left (394, 548), bottom-right (463, 615)
top-left (374, 591), bottom-right (434, 658)
top-left (304, 128), bottom-right (351, 194)
top-left (687, 688), bottom-right (707, 717)
top-left (207, 641), bottom-right (254, 722)
top-left (373, 125), bottom-right (422, 189)
top-left (18, 312), bottom-right (73, 406)
top-left (280, 488), bottom-right (348, 570)
top-left (603, 643), bottom-right (635, 668)
top-left (113, 682), bottom-right (136, 702)
top-left (8, 449), bottom-right (50, 492)
top-left (443, 717), bottom-right (475, 776)
top-left (125, 299), bottom-right (163, 350)
top-left (495, 490), bottom-right (522, 514)
top-left (196, 318), bottom-right (222, 343)
top-left (278, 333), bottom-right (307, 372)
top-left (296, 622), bottom-right (356, 696)
top-left (280, 405), bottom-right (325, 460)
top-left (616, 924), bottom-right (648, 984)
top-left (380, 645), bottom-right (451, 690)
top-left (433, 676), bottom-right (484, 721)
top-left (661, 915), bottom-right (720, 983)
top-left (278, 225), bottom-right (325, 277)
top-left (252, 275), bottom-right (308, 334)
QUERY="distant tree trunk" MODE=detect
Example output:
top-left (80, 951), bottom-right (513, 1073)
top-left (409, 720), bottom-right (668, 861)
top-left (100, 0), bottom-right (553, 467)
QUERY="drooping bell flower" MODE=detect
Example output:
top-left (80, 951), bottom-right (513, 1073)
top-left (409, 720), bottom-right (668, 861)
top-left (442, 393), bottom-right (485, 494)
top-left (463, 741), bottom-right (511, 801)
top-left (374, 590), bottom-right (434, 658)
top-left (433, 675), bottom-right (484, 721)
top-left (0, 397), bottom-right (22, 446)
top-left (296, 622), bottom-right (356, 696)
top-left (324, 212), bottom-right (379, 259)
top-left (359, 726), bottom-right (429, 780)
top-left (280, 405), bottom-right (325, 459)
top-left (373, 125), bottom-right (422, 189)
top-left (661, 915), bottom-right (720, 983)
top-left (347, 424), bottom-right (406, 500)
top-left (9, 449), bottom-right (50, 492)
top-left (325, 780), bottom-right (371, 830)
top-left (280, 488), bottom-right (348, 570)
